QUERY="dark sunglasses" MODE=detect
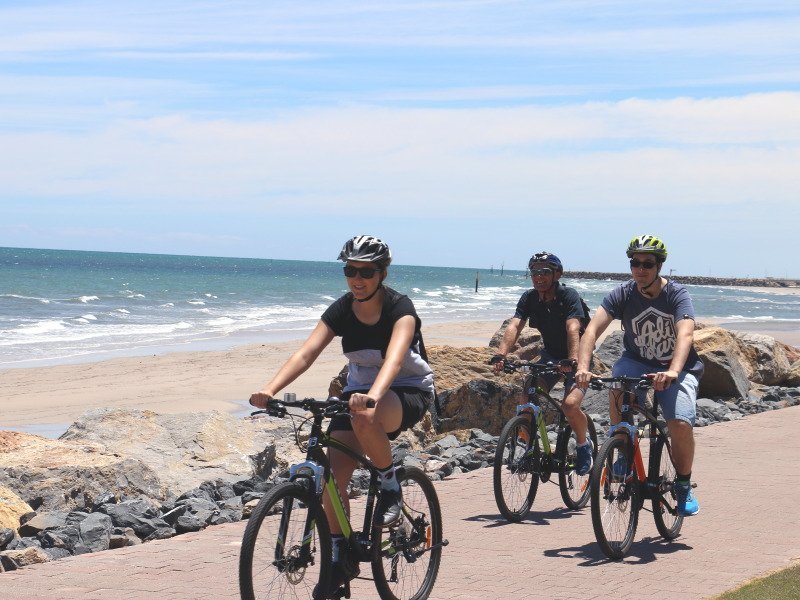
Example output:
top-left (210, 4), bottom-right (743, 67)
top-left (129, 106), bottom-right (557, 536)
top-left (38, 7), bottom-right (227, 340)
top-left (530, 267), bottom-right (554, 276)
top-left (343, 265), bottom-right (382, 279)
top-left (629, 259), bottom-right (657, 270)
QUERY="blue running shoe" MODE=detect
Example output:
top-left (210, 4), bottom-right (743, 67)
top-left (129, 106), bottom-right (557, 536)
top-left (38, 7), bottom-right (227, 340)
top-left (575, 440), bottom-right (593, 475)
top-left (674, 481), bottom-right (699, 516)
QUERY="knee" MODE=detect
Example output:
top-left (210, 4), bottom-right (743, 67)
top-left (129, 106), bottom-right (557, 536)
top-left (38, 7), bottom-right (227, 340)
top-left (562, 393), bottom-right (583, 415)
top-left (350, 410), bottom-right (378, 433)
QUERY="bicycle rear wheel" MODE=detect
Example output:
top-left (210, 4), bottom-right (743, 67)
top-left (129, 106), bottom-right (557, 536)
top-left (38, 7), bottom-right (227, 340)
top-left (590, 436), bottom-right (639, 560)
top-left (371, 466), bottom-right (443, 600)
top-left (651, 435), bottom-right (684, 540)
top-left (557, 415), bottom-right (598, 510)
top-left (493, 415), bottom-right (540, 522)
top-left (239, 481), bottom-right (331, 600)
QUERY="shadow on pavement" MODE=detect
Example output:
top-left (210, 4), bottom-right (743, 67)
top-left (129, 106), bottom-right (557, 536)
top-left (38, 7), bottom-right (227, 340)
top-left (464, 506), bottom-right (581, 528)
top-left (544, 535), bottom-right (693, 566)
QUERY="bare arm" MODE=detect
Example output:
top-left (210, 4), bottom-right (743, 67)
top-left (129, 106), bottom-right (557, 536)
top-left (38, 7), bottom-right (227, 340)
top-left (565, 317), bottom-right (581, 362)
top-left (575, 306), bottom-right (614, 387)
top-left (491, 317), bottom-right (525, 372)
top-left (249, 320), bottom-right (335, 407)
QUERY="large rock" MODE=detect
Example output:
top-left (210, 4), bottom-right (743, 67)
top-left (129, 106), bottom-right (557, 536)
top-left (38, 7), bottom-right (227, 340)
top-left (0, 546), bottom-right (49, 570)
top-left (731, 332), bottom-right (792, 385)
top-left (0, 431), bottom-right (164, 511)
top-left (595, 331), bottom-right (624, 369)
top-left (0, 486), bottom-right (33, 530)
top-left (59, 409), bottom-right (301, 499)
top-left (694, 329), bottom-right (751, 399)
top-left (488, 319), bottom-right (543, 361)
top-left (435, 379), bottom-right (523, 435)
top-left (786, 360), bottom-right (800, 387)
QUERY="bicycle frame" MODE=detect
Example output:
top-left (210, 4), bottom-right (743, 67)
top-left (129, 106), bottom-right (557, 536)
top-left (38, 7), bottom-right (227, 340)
top-left (514, 367), bottom-right (571, 467)
top-left (287, 413), bottom-right (382, 564)
top-left (606, 382), bottom-right (678, 513)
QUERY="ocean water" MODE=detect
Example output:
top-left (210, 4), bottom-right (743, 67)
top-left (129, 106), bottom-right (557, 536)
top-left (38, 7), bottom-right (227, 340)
top-left (2, 247), bottom-right (799, 368)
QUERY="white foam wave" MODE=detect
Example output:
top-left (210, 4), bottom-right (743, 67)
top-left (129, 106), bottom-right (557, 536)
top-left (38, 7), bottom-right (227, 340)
top-left (187, 300), bottom-right (206, 305)
top-left (79, 295), bottom-right (99, 303)
top-left (1, 294), bottom-right (51, 304)
top-left (115, 309), bottom-right (130, 314)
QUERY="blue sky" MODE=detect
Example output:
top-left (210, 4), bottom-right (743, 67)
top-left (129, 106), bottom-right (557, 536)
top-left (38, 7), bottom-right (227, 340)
top-left (1, 1), bottom-right (798, 277)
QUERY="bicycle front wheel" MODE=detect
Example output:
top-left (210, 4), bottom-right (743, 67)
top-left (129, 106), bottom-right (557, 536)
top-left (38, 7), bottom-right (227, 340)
top-left (557, 415), bottom-right (598, 510)
top-left (651, 435), bottom-right (684, 540)
top-left (371, 466), bottom-right (443, 600)
top-left (239, 481), bottom-right (331, 600)
top-left (493, 415), bottom-right (540, 522)
top-left (590, 436), bottom-right (639, 560)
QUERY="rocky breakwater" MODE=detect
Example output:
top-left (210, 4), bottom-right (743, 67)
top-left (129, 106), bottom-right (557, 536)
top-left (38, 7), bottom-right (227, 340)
top-left (0, 409), bottom-right (299, 571)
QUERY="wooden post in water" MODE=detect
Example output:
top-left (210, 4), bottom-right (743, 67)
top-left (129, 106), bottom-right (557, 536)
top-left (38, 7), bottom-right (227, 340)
top-left (475, 271), bottom-right (479, 292)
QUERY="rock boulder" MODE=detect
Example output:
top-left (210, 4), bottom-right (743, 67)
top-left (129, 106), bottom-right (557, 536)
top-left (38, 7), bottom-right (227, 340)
top-left (0, 486), bottom-right (33, 530)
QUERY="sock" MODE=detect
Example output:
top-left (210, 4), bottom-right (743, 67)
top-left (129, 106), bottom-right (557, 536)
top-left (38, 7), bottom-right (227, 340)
top-left (377, 464), bottom-right (400, 492)
top-left (331, 534), bottom-right (345, 562)
top-left (676, 472), bottom-right (691, 486)
top-left (577, 440), bottom-right (591, 448)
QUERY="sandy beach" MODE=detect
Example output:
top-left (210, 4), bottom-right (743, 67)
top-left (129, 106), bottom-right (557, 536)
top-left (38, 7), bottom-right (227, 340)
top-left (1, 318), bottom-right (796, 432)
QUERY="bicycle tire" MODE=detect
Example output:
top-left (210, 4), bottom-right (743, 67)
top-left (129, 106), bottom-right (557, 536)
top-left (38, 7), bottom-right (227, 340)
top-left (557, 415), bottom-right (598, 510)
top-left (239, 480), bottom-right (331, 600)
top-left (371, 466), bottom-right (443, 600)
top-left (590, 435), bottom-right (639, 560)
top-left (651, 435), bottom-right (684, 540)
top-left (493, 415), bottom-right (540, 522)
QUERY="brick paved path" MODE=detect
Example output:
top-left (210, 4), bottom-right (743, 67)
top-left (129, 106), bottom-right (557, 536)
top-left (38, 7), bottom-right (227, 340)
top-left (3, 405), bottom-right (799, 599)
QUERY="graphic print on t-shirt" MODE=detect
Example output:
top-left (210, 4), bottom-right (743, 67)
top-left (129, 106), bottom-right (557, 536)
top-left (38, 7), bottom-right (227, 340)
top-left (631, 307), bottom-right (676, 362)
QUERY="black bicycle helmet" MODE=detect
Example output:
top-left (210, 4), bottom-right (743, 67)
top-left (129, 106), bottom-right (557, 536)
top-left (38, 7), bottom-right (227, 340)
top-left (626, 235), bottom-right (668, 261)
top-left (528, 251), bottom-right (563, 273)
top-left (337, 235), bottom-right (392, 268)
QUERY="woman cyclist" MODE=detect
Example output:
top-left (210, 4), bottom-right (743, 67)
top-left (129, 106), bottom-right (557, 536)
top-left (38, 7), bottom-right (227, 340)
top-left (249, 234), bottom-right (435, 595)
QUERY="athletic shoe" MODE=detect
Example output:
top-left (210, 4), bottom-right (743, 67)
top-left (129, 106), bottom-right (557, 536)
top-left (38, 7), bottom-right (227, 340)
top-left (575, 439), bottom-right (593, 475)
top-left (376, 487), bottom-right (403, 527)
top-left (674, 481), bottom-right (700, 516)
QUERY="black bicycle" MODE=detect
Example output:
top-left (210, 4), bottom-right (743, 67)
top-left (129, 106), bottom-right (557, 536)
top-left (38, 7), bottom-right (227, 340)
top-left (239, 394), bottom-right (447, 600)
top-left (588, 377), bottom-right (685, 560)
top-left (493, 361), bottom-right (599, 522)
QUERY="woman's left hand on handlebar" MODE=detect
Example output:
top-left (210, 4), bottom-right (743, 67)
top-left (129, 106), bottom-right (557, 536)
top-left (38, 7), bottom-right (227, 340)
top-left (648, 370), bottom-right (678, 391)
top-left (249, 391), bottom-right (273, 409)
top-left (349, 392), bottom-right (376, 412)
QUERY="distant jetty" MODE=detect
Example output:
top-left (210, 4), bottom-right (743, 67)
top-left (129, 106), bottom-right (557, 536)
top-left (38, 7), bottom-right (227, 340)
top-left (563, 271), bottom-right (799, 288)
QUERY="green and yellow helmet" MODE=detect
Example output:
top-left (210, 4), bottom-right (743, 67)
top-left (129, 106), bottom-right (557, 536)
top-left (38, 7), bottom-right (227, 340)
top-left (626, 235), bottom-right (668, 261)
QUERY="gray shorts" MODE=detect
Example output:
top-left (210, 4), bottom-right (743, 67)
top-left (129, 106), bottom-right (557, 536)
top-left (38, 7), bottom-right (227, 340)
top-left (612, 355), bottom-right (698, 425)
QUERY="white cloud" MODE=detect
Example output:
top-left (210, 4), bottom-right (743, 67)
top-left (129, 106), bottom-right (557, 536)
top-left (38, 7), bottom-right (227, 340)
top-left (1, 93), bottom-right (797, 217)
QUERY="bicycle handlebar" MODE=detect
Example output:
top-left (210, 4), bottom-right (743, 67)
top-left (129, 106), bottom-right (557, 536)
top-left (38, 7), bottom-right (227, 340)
top-left (251, 395), bottom-right (376, 418)
top-left (588, 376), bottom-right (653, 391)
top-left (498, 359), bottom-right (575, 375)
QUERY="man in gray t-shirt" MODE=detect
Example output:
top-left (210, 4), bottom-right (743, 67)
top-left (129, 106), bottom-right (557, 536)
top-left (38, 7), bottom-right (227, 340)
top-left (575, 235), bottom-right (702, 517)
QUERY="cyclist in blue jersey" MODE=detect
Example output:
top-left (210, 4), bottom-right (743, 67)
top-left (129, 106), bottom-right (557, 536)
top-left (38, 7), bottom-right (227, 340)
top-left (575, 235), bottom-right (703, 516)
top-left (249, 235), bottom-right (435, 595)
top-left (490, 251), bottom-right (595, 476)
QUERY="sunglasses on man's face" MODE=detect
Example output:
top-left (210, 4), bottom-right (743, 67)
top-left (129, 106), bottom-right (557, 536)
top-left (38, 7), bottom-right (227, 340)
top-left (629, 259), bottom-right (657, 270)
top-left (530, 267), bottom-right (554, 277)
top-left (343, 265), bottom-right (382, 279)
